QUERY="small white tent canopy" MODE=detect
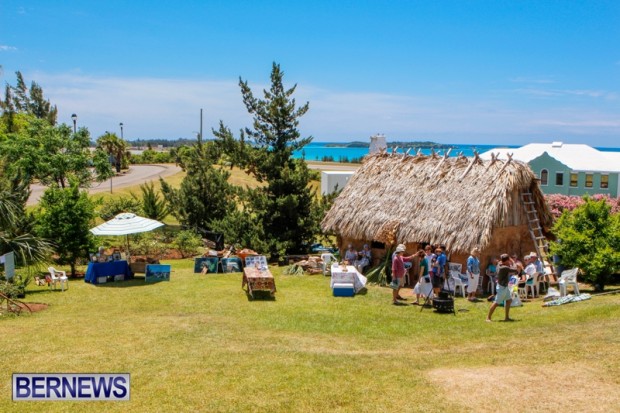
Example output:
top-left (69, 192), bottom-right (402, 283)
top-left (90, 213), bottom-right (164, 260)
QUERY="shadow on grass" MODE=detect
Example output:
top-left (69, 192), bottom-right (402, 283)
top-left (93, 276), bottom-right (157, 288)
top-left (245, 291), bottom-right (276, 302)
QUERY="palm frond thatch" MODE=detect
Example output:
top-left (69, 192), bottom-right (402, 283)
top-left (321, 152), bottom-right (552, 254)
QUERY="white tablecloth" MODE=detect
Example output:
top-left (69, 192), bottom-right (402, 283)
top-left (331, 264), bottom-right (367, 293)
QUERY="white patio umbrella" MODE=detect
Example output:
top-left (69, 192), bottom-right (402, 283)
top-left (90, 213), bottom-right (165, 261)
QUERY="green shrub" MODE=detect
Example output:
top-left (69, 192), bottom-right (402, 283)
top-left (131, 233), bottom-right (168, 258)
top-left (173, 230), bottom-right (203, 258)
top-left (0, 274), bottom-right (30, 298)
top-left (99, 197), bottom-right (141, 221)
top-left (550, 196), bottom-right (620, 290)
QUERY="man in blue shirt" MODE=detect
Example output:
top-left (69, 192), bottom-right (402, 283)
top-left (530, 252), bottom-right (543, 273)
top-left (432, 246), bottom-right (447, 296)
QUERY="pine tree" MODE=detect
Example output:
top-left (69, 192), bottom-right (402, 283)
top-left (214, 63), bottom-right (318, 258)
top-left (160, 138), bottom-right (236, 232)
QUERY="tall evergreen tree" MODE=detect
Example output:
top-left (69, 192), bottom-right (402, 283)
top-left (160, 137), bottom-right (236, 232)
top-left (1, 71), bottom-right (58, 125)
top-left (214, 63), bottom-right (318, 257)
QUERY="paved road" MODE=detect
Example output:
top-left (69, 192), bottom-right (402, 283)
top-left (27, 164), bottom-right (182, 205)
top-left (306, 161), bottom-right (360, 171)
top-left (26, 162), bottom-right (356, 205)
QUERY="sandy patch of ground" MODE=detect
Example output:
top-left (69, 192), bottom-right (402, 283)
top-left (20, 302), bottom-right (49, 313)
top-left (427, 363), bottom-right (620, 412)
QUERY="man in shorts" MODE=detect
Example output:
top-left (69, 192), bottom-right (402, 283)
top-left (486, 253), bottom-right (518, 322)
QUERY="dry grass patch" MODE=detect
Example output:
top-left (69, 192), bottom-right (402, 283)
top-left (427, 363), bottom-right (620, 412)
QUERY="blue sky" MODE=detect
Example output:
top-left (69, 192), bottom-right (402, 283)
top-left (1, 0), bottom-right (619, 146)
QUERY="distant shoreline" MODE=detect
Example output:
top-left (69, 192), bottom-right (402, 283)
top-left (324, 140), bottom-right (454, 149)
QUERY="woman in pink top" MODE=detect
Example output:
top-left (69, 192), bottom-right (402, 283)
top-left (391, 244), bottom-right (415, 305)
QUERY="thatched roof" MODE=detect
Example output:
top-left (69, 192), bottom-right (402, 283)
top-left (321, 151), bottom-right (552, 254)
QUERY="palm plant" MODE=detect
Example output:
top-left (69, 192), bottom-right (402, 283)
top-left (0, 175), bottom-right (52, 267)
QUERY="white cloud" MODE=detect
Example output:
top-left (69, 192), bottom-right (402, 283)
top-left (26, 71), bottom-right (620, 146)
top-left (513, 87), bottom-right (617, 100)
top-left (0, 45), bottom-right (18, 51)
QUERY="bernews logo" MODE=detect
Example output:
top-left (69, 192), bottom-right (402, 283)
top-left (12, 373), bottom-right (130, 401)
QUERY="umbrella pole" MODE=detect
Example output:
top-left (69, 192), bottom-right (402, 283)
top-left (126, 234), bottom-right (131, 263)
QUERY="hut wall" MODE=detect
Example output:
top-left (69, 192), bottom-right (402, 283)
top-left (338, 237), bottom-right (422, 267)
top-left (440, 225), bottom-right (535, 271)
top-left (479, 225), bottom-right (536, 268)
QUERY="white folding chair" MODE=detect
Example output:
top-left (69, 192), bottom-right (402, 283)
top-left (558, 268), bottom-right (580, 296)
top-left (450, 271), bottom-right (467, 298)
top-left (487, 279), bottom-right (496, 295)
top-left (524, 274), bottom-right (539, 298)
top-left (48, 267), bottom-right (69, 291)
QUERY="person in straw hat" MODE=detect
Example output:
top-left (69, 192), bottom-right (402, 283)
top-left (530, 251), bottom-right (543, 273)
top-left (391, 244), bottom-right (414, 305)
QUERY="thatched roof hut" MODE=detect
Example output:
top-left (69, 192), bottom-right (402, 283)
top-left (321, 151), bottom-right (553, 265)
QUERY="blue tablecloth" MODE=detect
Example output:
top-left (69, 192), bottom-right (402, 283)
top-left (85, 261), bottom-right (132, 284)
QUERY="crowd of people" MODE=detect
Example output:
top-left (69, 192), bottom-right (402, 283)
top-left (341, 241), bottom-right (543, 321)
top-left (344, 243), bottom-right (372, 274)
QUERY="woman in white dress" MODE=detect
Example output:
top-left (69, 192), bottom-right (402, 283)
top-left (466, 247), bottom-right (481, 301)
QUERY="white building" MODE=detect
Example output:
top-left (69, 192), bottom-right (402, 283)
top-left (321, 171), bottom-right (354, 195)
top-left (480, 142), bottom-right (620, 197)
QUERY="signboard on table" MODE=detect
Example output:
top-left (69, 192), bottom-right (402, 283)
top-left (145, 264), bottom-right (171, 283)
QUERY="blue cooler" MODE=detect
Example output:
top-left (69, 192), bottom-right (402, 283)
top-left (332, 282), bottom-right (355, 297)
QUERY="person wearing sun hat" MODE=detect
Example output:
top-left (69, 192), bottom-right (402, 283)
top-left (390, 244), bottom-right (414, 305)
top-left (529, 251), bottom-right (543, 273)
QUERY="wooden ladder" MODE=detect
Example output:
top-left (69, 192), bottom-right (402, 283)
top-left (521, 192), bottom-right (556, 279)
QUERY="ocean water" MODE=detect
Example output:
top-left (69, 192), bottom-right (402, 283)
top-left (293, 142), bottom-right (620, 162)
top-left (293, 142), bottom-right (516, 162)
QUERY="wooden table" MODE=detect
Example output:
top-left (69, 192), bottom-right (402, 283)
top-left (242, 267), bottom-right (276, 299)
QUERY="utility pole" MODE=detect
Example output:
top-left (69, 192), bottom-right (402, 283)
top-left (199, 108), bottom-right (203, 142)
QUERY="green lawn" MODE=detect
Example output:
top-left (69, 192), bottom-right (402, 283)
top-left (2, 261), bottom-right (619, 412)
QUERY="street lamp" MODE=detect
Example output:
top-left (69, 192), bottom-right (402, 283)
top-left (119, 122), bottom-right (124, 139)
top-left (71, 113), bottom-right (77, 133)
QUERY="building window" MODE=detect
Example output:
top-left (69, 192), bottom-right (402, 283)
top-left (585, 174), bottom-right (593, 188)
top-left (570, 172), bottom-right (578, 187)
top-left (601, 174), bottom-right (609, 189)
top-left (540, 169), bottom-right (548, 186)
top-left (555, 172), bottom-right (564, 186)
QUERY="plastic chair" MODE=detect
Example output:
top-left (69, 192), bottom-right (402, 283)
top-left (487, 279), bottom-right (496, 295)
top-left (558, 268), bottom-right (580, 296)
top-left (320, 253), bottom-right (338, 276)
top-left (48, 267), bottom-right (68, 291)
top-left (524, 273), bottom-right (542, 298)
top-left (450, 271), bottom-right (467, 298)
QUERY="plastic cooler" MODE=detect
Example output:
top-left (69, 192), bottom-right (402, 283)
top-left (332, 282), bottom-right (355, 297)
